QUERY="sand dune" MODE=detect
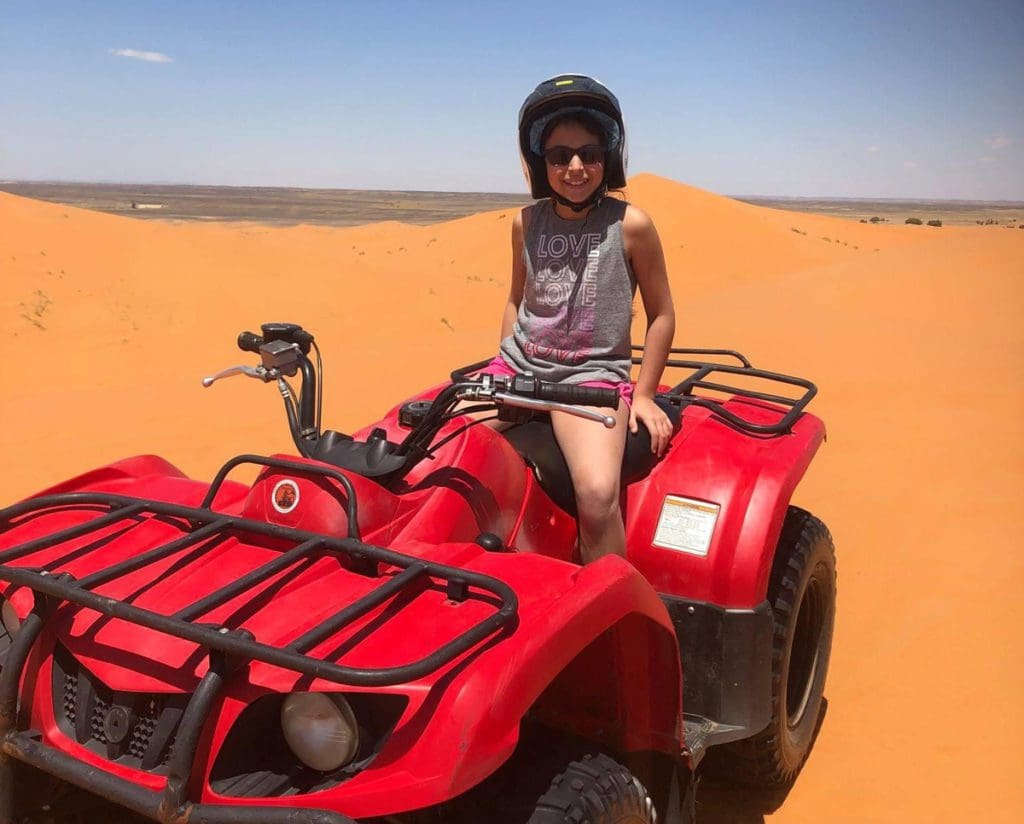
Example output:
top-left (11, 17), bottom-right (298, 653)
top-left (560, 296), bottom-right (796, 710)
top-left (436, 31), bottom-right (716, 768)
top-left (1, 176), bottom-right (1022, 822)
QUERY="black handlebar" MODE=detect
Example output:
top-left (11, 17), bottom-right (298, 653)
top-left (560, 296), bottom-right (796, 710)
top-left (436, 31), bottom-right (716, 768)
top-left (239, 323), bottom-right (315, 355)
top-left (499, 374), bottom-right (620, 409)
top-left (237, 331), bottom-right (263, 353)
top-left (532, 381), bottom-right (619, 409)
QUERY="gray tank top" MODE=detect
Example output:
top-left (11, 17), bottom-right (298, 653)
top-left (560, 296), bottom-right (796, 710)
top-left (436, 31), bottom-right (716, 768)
top-left (500, 197), bottom-right (636, 384)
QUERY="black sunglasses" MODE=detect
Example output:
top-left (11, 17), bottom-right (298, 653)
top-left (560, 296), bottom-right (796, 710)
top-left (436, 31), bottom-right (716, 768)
top-left (542, 144), bottom-right (606, 167)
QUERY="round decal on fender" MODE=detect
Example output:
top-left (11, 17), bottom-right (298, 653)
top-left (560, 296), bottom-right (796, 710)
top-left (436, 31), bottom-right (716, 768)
top-left (271, 479), bottom-right (300, 514)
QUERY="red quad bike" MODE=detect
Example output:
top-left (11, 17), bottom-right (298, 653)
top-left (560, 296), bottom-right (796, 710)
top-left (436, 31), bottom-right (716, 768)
top-left (0, 322), bottom-right (836, 824)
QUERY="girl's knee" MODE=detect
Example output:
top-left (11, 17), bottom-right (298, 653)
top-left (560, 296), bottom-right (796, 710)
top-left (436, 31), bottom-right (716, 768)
top-left (573, 473), bottom-right (620, 515)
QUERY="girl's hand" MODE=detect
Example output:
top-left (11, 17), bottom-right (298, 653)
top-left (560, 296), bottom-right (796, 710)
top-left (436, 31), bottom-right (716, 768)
top-left (629, 395), bottom-right (674, 456)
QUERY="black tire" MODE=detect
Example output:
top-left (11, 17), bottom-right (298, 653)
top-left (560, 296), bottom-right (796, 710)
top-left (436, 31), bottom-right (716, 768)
top-left (529, 753), bottom-right (656, 823)
top-left (708, 506), bottom-right (836, 795)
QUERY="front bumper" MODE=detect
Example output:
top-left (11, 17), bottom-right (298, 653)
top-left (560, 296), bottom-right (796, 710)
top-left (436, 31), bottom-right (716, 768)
top-left (1, 730), bottom-right (355, 824)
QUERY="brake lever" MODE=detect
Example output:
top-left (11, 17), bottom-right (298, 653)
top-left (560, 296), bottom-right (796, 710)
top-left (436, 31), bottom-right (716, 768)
top-left (492, 392), bottom-right (616, 428)
top-left (201, 364), bottom-right (275, 387)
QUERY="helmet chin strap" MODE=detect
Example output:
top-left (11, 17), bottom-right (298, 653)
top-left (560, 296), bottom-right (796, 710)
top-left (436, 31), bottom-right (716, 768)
top-left (552, 183), bottom-right (608, 213)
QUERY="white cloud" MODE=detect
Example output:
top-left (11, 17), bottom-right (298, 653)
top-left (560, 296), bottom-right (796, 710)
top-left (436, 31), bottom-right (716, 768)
top-left (984, 134), bottom-right (1011, 150)
top-left (866, 145), bottom-right (881, 153)
top-left (903, 160), bottom-right (918, 169)
top-left (108, 48), bottom-right (173, 64)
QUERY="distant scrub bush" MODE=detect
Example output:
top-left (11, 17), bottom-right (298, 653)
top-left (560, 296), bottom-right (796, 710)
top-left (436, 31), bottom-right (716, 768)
top-left (927, 219), bottom-right (942, 227)
top-left (905, 217), bottom-right (923, 225)
top-left (869, 216), bottom-right (884, 223)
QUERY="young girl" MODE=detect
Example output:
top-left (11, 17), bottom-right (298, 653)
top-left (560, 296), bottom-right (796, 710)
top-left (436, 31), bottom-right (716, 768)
top-left (484, 74), bottom-right (676, 565)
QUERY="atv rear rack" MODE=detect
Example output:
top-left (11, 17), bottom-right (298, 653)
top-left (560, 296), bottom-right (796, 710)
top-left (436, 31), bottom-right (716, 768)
top-left (454, 349), bottom-right (816, 436)
top-left (631, 346), bottom-right (817, 435)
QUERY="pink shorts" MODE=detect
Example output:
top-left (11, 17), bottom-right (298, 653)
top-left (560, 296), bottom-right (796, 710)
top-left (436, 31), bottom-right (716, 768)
top-left (477, 356), bottom-right (633, 407)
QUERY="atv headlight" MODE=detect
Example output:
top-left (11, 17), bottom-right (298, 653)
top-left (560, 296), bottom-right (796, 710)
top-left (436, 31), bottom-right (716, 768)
top-left (280, 692), bottom-right (359, 772)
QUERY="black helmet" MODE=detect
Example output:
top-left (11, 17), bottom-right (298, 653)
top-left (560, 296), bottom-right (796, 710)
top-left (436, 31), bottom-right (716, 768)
top-left (518, 74), bottom-right (628, 208)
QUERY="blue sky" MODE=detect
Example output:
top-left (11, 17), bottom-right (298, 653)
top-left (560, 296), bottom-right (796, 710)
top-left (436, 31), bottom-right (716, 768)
top-left (2, 1), bottom-right (1022, 199)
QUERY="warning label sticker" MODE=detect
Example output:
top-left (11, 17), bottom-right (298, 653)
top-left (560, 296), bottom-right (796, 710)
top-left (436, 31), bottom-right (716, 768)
top-left (652, 496), bottom-right (720, 557)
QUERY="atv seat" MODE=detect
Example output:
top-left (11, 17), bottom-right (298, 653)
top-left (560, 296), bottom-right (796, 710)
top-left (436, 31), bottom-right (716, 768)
top-left (501, 395), bottom-right (682, 516)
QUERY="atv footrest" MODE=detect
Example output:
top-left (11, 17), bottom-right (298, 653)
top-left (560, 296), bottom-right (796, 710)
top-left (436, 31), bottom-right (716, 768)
top-left (682, 714), bottom-right (744, 767)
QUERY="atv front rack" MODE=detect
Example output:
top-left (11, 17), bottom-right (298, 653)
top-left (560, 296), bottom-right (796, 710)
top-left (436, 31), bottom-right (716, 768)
top-left (0, 454), bottom-right (518, 822)
top-left (631, 346), bottom-right (818, 435)
top-left (0, 455), bottom-right (519, 689)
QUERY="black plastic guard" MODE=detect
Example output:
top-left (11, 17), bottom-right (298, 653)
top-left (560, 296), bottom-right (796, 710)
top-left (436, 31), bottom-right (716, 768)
top-left (661, 596), bottom-right (774, 744)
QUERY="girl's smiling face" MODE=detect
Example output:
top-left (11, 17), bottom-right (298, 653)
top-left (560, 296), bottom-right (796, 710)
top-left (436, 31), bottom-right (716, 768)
top-left (543, 121), bottom-right (605, 216)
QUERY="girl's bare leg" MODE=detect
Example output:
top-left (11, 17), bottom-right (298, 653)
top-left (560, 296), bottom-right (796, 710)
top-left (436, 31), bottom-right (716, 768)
top-left (550, 403), bottom-right (631, 563)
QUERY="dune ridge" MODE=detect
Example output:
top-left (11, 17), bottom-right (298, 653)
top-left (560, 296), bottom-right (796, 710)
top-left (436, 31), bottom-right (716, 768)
top-left (1, 176), bottom-right (1022, 822)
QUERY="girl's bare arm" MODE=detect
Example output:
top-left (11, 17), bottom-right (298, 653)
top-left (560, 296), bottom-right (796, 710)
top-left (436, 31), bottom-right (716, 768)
top-left (624, 204), bottom-right (676, 454)
top-left (500, 209), bottom-right (527, 342)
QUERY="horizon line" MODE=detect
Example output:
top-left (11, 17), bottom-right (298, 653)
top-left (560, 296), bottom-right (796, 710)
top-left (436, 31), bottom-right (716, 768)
top-left (2, 177), bottom-right (1022, 206)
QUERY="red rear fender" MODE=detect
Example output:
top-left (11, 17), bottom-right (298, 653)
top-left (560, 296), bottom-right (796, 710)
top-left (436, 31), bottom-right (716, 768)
top-left (624, 401), bottom-right (826, 607)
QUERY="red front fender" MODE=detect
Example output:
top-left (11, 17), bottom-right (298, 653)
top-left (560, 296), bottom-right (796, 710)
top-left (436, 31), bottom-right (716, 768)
top-left (369, 552), bottom-right (682, 810)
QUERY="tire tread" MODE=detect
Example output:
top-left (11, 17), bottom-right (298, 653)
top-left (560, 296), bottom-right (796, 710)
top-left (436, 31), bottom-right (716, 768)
top-left (529, 753), bottom-right (655, 823)
top-left (706, 506), bottom-right (836, 794)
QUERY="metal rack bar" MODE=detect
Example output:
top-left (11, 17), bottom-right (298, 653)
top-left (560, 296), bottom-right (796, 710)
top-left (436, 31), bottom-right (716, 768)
top-left (77, 519), bottom-right (231, 590)
top-left (677, 398), bottom-right (805, 436)
top-left (288, 562), bottom-right (428, 653)
top-left (686, 379), bottom-right (799, 407)
top-left (631, 345), bottom-right (752, 368)
top-left (173, 538), bottom-right (324, 622)
top-left (667, 361), bottom-right (815, 397)
top-left (201, 455), bottom-right (361, 541)
top-left (660, 360), bottom-right (818, 435)
top-left (0, 502), bottom-right (147, 564)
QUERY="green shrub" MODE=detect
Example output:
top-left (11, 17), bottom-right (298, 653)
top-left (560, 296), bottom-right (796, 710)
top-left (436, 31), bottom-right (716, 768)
top-left (927, 219), bottom-right (942, 227)
top-left (870, 216), bottom-right (882, 223)
top-left (905, 217), bottom-right (923, 225)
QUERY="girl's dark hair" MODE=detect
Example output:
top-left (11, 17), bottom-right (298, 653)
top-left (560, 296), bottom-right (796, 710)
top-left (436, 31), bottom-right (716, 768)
top-left (539, 110), bottom-right (609, 149)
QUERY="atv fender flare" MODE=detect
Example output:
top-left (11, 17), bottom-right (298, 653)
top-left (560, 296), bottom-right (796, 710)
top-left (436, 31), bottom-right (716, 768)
top-left (24, 455), bottom-right (188, 499)
top-left (19, 454), bottom-right (251, 512)
top-left (625, 402), bottom-right (827, 608)
top-left (389, 553), bottom-right (683, 805)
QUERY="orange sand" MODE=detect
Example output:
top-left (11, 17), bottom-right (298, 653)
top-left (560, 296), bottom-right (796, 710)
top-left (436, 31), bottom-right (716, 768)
top-left (2, 175), bottom-right (1022, 822)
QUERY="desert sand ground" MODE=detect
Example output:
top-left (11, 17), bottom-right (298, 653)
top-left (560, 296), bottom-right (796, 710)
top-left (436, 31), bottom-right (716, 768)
top-left (1, 175), bottom-right (1022, 822)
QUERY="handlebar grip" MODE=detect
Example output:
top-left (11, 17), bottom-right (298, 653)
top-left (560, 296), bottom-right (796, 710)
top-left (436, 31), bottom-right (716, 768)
top-left (535, 382), bottom-right (620, 410)
top-left (237, 331), bottom-right (264, 353)
top-left (292, 328), bottom-right (315, 353)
